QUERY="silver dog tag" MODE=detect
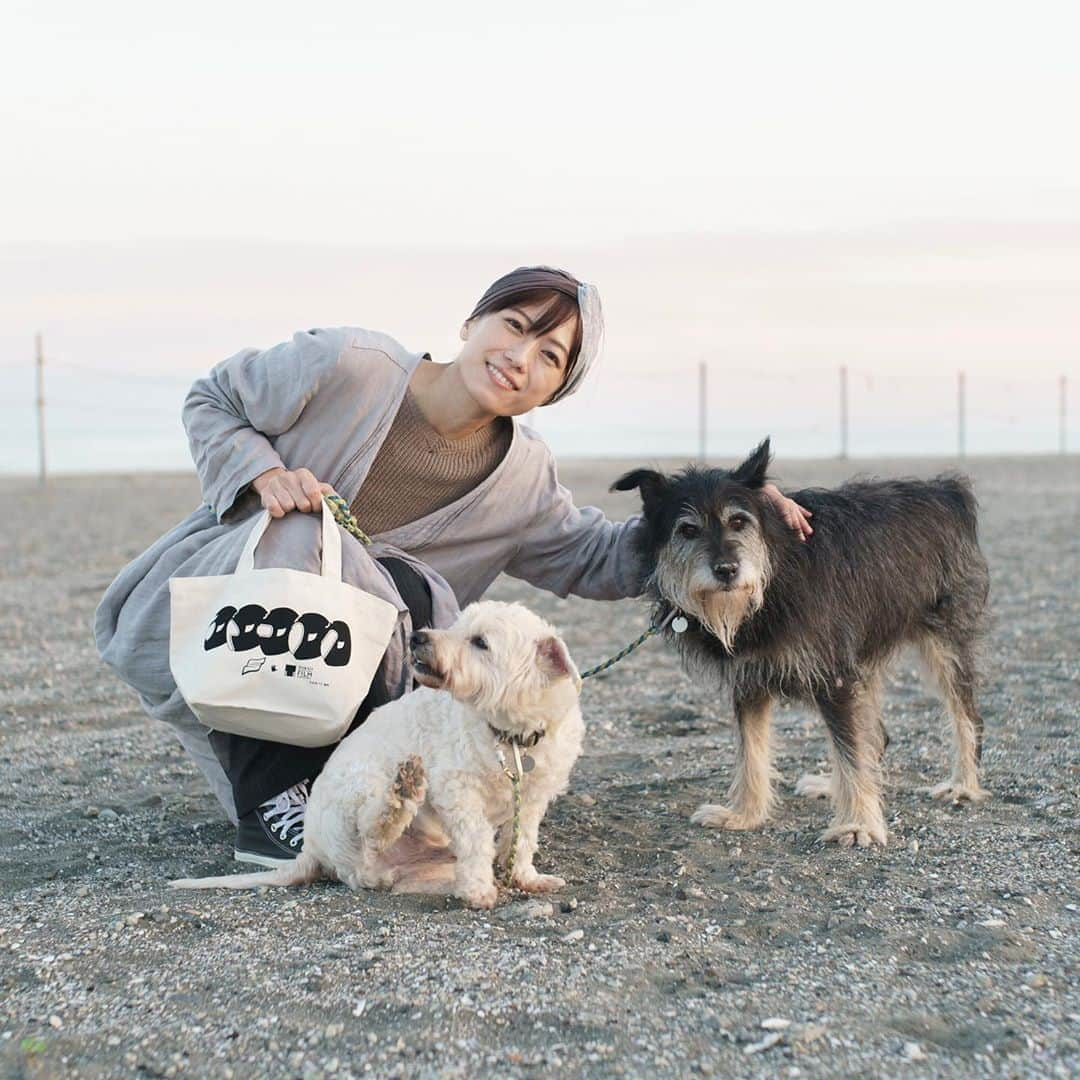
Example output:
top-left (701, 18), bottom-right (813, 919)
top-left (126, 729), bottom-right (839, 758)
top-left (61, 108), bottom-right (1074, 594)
top-left (671, 616), bottom-right (689, 634)
top-left (521, 754), bottom-right (536, 773)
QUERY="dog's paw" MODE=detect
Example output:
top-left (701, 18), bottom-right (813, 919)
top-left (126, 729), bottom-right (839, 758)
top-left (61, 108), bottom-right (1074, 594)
top-left (459, 884), bottom-right (499, 910)
top-left (928, 780), bottom-right (990, 804)
top-left (395, 755), bottom-right (427, 801)
top-left (690, 804), bottom-right (766, 831)
top-left (820, 821), bottom-right (888, 848)
top-left (513, 872), bottom-right (565, 894)
top-left (794, 773), bottom-right (833, 800)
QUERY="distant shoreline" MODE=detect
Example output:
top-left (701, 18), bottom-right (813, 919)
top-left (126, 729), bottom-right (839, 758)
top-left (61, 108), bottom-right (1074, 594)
top-left (1, 450), bottom-right (1076, 486)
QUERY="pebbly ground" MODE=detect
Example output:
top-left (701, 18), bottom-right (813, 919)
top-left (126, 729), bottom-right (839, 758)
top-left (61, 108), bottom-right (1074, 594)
top-left (0, 455), bottom-right (1077, 1079)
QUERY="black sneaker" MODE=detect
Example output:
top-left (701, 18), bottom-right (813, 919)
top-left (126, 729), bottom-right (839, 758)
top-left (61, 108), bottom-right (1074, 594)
top-left (234, 781), bottom-right (309, 868)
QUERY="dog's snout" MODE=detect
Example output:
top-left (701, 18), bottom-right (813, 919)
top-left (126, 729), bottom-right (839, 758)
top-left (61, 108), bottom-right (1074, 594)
top-left (712, 560), bottom-right (739, 584)
top-left (410, 631), bottom-right (429, 650)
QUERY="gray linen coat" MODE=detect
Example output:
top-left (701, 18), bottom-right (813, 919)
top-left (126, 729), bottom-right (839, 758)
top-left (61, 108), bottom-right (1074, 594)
top-left (95, 327), bottom-right (643, 820)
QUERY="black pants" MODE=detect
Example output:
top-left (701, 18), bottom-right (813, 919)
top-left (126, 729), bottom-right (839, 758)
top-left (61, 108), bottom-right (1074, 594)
top-left (209, 558), bottom-right (434, 818)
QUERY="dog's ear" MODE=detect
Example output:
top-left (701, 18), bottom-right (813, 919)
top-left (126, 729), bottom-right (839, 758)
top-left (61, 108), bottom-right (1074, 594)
top-left (537, 636), bottom-right (577, 682)
top-left (610, 468), bottom-right (669, 515)
top-left (730, 438), bottom-right (772, 489)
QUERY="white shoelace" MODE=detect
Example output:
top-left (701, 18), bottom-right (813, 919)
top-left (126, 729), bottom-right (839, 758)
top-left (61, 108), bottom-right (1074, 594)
top-left (260, 782), bottom-right (309, 847)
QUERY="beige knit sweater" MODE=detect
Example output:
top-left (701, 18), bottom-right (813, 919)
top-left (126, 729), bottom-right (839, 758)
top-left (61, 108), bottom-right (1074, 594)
top-left (350, 388), bottom-right (513, 535)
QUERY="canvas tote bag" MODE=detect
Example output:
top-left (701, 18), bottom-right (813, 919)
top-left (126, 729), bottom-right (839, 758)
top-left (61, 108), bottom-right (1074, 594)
top-left (169, 500), bottom-right (399, 746)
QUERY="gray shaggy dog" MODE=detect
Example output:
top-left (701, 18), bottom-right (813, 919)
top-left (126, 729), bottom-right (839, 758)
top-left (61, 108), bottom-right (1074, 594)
top-left (613, 438), bottom-right (990, 848)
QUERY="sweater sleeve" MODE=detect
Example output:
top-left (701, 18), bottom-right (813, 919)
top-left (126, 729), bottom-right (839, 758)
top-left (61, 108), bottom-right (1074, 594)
top-left (503, 454), bottom-right (646, 601)
top-left (182, 328), bottom-right (349, 522)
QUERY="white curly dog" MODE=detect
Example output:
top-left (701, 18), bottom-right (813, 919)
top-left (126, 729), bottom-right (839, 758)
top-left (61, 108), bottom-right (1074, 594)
top-left (170, 601), bottom-right (584, 909)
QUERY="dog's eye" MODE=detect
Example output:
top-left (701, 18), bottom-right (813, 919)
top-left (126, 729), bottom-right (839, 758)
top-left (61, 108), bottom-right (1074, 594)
top-left (728, 515), bottom-right (748, 531)
top-left (470, 635), bottom-right (489, 651)
top-left (677, 522), bottom-right (700, 539)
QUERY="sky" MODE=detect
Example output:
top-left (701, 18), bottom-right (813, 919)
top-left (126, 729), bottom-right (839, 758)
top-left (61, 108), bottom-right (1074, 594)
top-left (4, 1), bottom-right (1080, 247)
top-left (1, 1), bottom-right (1078, 470)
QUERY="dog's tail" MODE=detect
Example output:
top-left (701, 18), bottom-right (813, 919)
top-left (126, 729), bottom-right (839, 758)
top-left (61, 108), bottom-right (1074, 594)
top-left (371, 756), bottom-right (428, 853)
top-left (169, 851), bottom-right (323, 891)
top-left (934, 473), bottom-right (980, 538)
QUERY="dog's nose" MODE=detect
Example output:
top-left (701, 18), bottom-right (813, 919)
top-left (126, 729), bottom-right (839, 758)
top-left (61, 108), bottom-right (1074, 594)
top-left (409, 631), bottom-right (428, 649)
top-left (712, 561), bottom-right (739, 584)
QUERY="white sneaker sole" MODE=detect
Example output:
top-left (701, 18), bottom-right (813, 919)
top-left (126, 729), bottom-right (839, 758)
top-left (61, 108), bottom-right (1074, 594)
top-left (234, 849), bottom-right (297, 869)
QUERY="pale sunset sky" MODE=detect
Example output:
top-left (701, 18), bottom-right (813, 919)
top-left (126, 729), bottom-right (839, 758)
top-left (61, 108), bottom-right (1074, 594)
top-left (1, 1), bottom-right (1077, 468)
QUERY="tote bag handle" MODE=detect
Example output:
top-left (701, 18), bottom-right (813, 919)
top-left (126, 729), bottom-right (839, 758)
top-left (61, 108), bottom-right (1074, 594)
top-left (235, 499), bottom-right (343, 581)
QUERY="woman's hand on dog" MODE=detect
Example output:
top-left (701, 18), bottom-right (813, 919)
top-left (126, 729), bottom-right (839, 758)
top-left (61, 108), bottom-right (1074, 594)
top-left (251, 467), bottom-right (338, 518)
top-left (763, 483), bottom-right (814, 541)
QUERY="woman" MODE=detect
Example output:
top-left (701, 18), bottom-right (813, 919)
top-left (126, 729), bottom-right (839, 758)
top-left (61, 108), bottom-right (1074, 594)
top-left (96, 266), bottom-right (811, 868)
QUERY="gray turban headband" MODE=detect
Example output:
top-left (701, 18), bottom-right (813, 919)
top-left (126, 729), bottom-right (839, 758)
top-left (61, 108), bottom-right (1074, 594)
top-left (545, 281), bottom-right (604, 405)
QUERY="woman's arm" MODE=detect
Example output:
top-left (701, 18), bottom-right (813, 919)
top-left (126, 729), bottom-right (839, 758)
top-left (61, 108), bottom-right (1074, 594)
top-left (503, 457), bottom-right (645, 602)
top-left (182, 328), bottom-right (349, 522)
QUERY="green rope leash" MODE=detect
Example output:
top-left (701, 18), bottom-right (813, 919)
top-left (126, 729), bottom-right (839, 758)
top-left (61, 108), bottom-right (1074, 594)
top-left (323, 493), bottom-right (373, 546)
top-left (578, 609), bottom-right (684, 681)
top-left (579, 623), bottom-right (663, 680)
top-left (495, 743), bottom-right (524, 889)
top-left (324, 492), bottom-right (517, 890)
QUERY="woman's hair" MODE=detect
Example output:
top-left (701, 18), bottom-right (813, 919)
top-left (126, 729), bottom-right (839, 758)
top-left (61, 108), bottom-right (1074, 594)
top-left (467, 266), bottom-right (585, 384)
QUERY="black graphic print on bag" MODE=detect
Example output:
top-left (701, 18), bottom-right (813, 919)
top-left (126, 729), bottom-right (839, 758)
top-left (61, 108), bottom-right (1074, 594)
top-left (203, 605), bottom-right (352, 666)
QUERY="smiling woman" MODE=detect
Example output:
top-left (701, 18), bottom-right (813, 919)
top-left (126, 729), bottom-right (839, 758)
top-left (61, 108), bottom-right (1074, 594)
top-left (94, 265), bottom-right (625, 869)
top-left (94, 262), bottom-right (812, 871)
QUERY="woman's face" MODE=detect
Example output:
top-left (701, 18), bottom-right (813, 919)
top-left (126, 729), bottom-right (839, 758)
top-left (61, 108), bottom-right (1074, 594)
top-left (457, 300), bottom-right (577, 415)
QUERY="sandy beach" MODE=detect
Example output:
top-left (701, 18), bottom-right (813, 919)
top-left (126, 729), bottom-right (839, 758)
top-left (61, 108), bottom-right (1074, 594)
top-left (1, 454), bottom-right (1077, 1078)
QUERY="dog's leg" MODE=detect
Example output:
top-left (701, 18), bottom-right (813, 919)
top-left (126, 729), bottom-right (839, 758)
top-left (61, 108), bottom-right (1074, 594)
top-left (434, 787), bottom-right (499, 909)
top-left (816, 680), bottom-right (887, 847)
top-left (339, 758), bottom-right (429, 892)
top-left (919, 636), bottom-right (989, 804)
top-left (796, 672), bottom-right (889, 800)
top-left (691, 689), bottom-right (775, 831)
top-left (371, 757), bottom-right (428, 852)
top-left (873, 716), bottom-right (892, 762)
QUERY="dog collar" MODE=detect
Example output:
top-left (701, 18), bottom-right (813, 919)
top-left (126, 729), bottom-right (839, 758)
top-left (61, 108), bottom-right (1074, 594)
top-left (488, 724), bottom-right (545, 750)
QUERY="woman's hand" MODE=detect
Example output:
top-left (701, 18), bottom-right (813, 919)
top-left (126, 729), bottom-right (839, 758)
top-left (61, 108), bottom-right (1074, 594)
top-left (251, 467), bottom-right (337, 519)
top-left (763, 482), bottom-right (813, 542)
